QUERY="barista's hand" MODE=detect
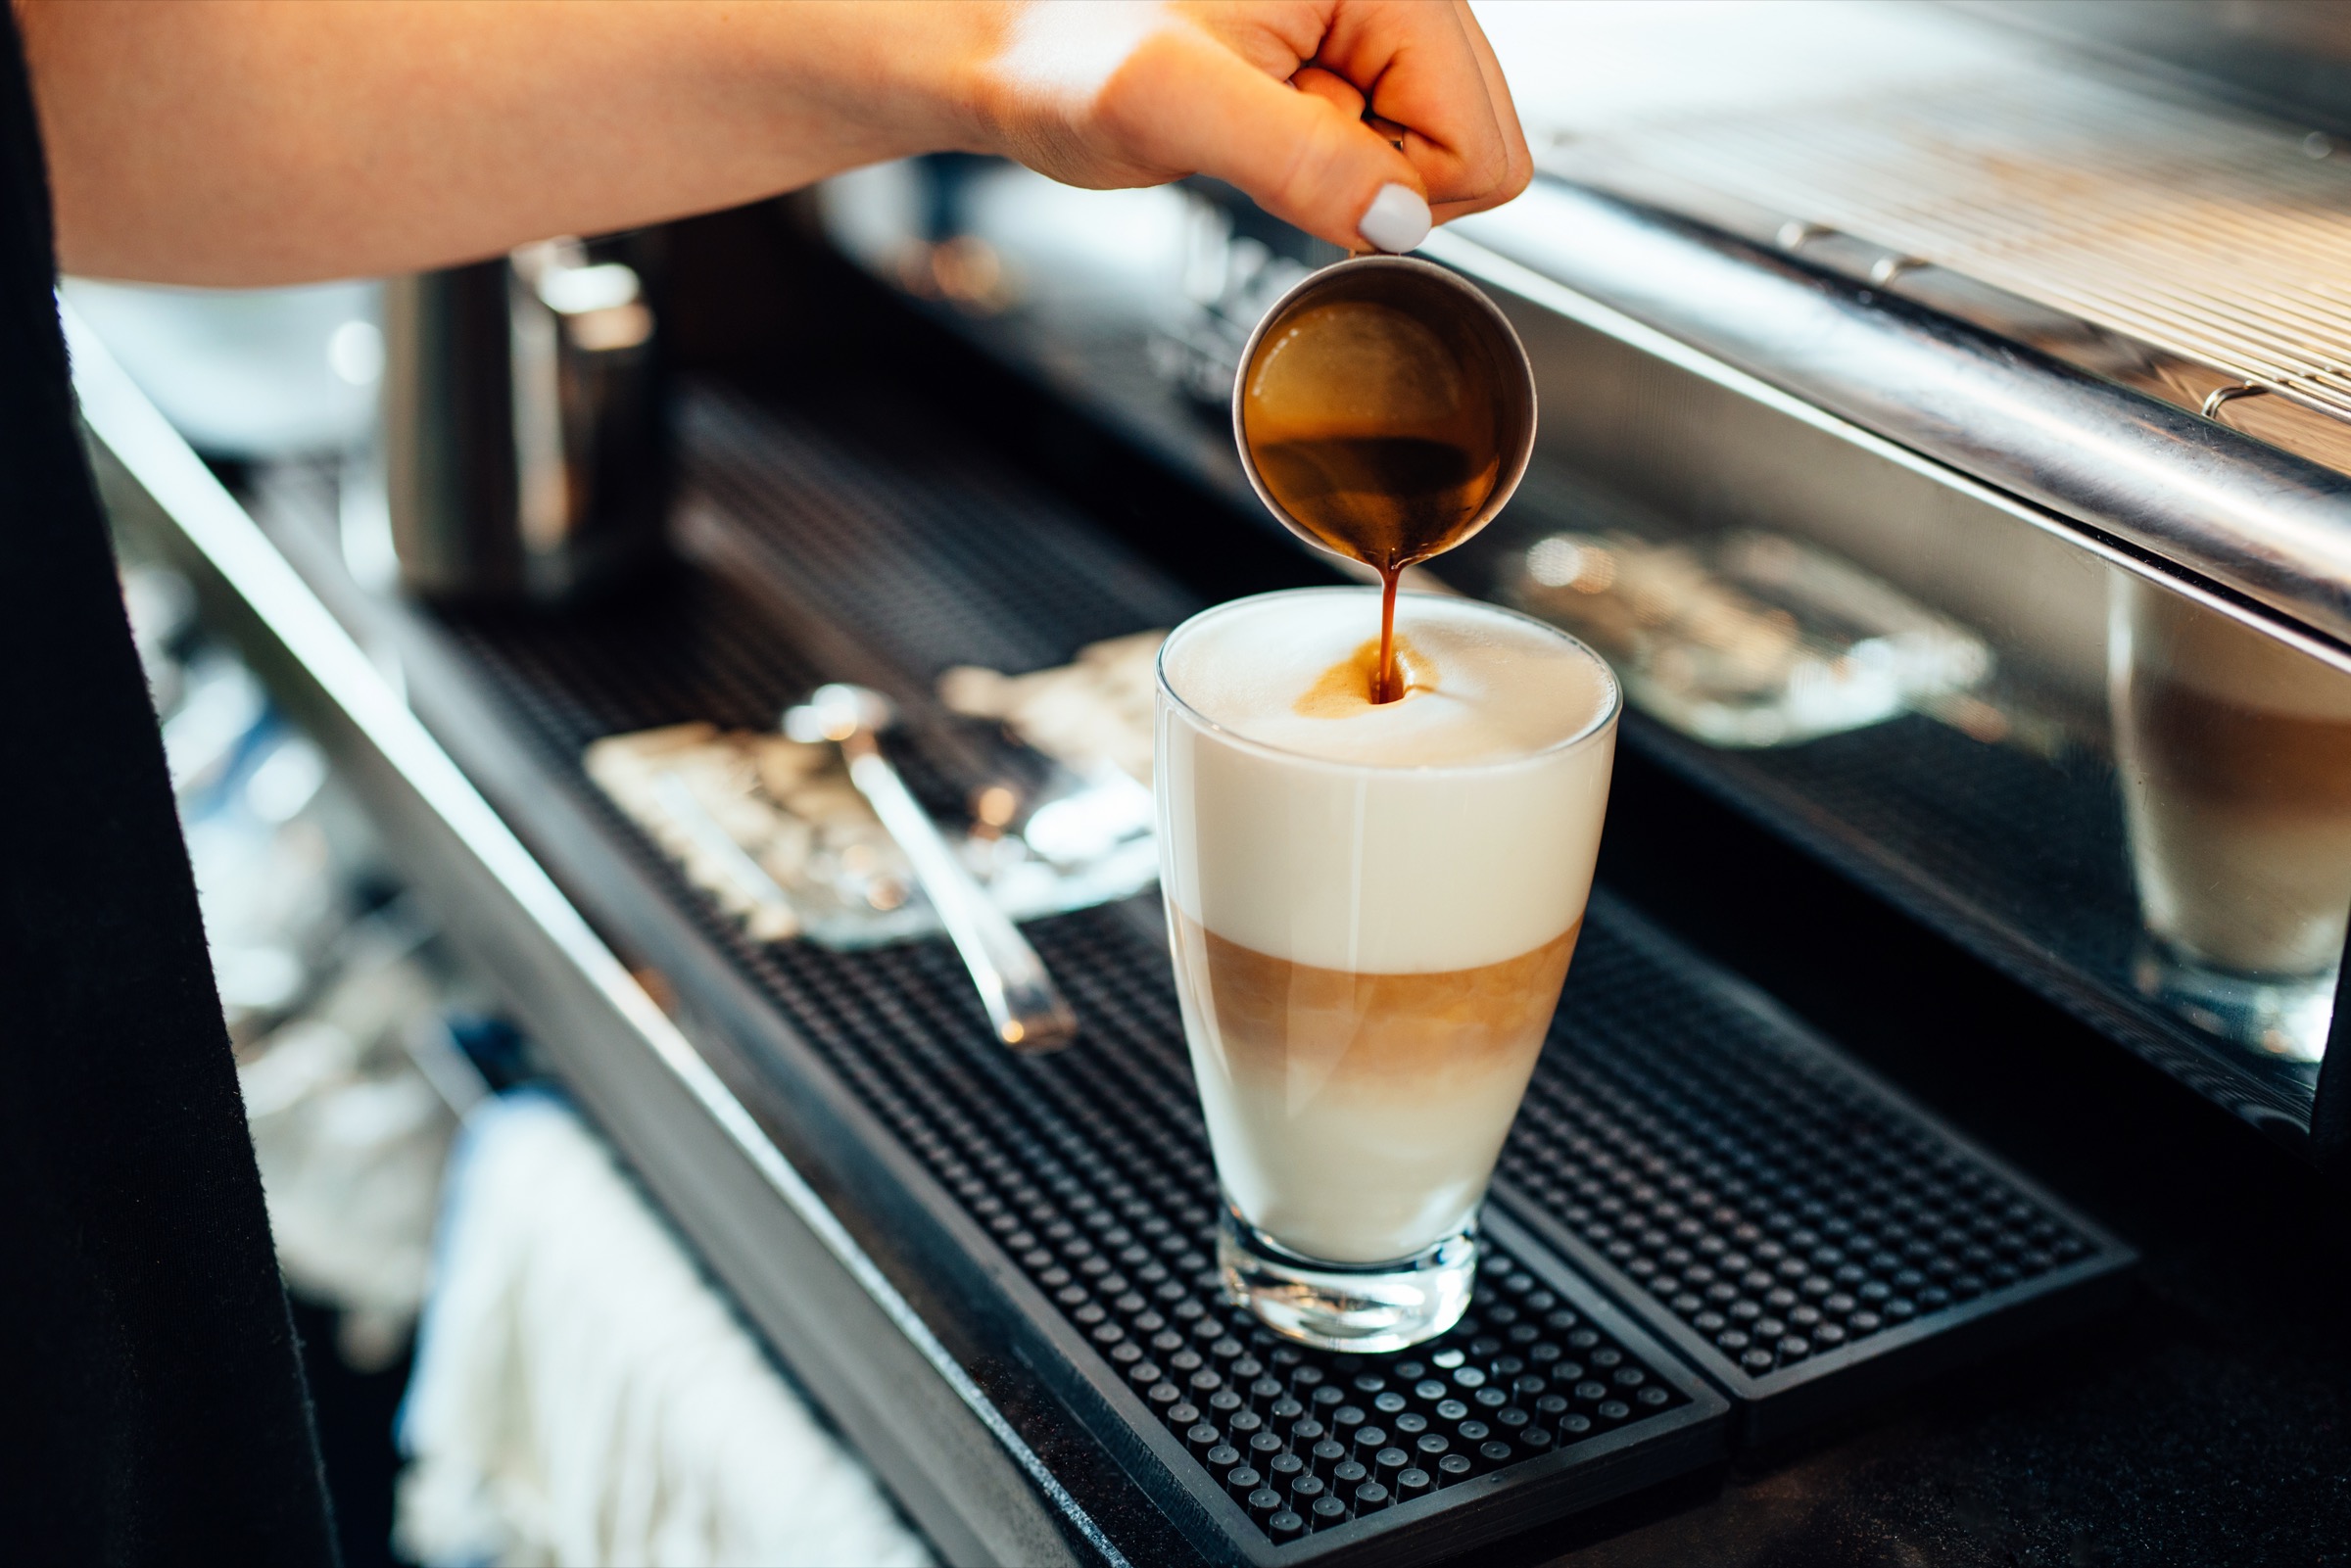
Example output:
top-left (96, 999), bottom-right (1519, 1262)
top-left (972, 1), bottom-right (1531, 253)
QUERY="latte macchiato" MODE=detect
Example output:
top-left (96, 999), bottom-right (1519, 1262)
top-left (2111, 578), bottom-right (2351, 1059)
top-left (2113, 579), bottom-right (2351, 980)
top-left (1157, 589), bottom-right (1617, 1346)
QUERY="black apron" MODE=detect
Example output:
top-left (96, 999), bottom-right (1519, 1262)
top-left (0, 8), bottom-right (337, 1562)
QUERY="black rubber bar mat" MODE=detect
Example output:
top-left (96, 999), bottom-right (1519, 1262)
top-left (1497, 896), bottom-right (2136, 1443)
top-left (406, 379), bottom-right (2130, 1556)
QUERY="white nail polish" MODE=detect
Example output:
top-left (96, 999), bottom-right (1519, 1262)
top-left (1357, 182), bottom-right (1432, 254)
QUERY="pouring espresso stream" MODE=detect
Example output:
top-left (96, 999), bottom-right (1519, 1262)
top-left (1234, 257), bottom-right (1537, 701)
top-left (1177, 260), bottom-right (1567, 1351)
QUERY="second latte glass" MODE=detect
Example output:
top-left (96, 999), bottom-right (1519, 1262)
top-left (1156, 588), bottom-right (1620, 1351)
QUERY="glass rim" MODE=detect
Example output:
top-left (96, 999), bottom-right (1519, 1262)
top-left (1155, 586), bottom-right (1622, 777)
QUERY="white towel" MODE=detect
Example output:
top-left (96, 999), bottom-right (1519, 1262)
top-left (396, 1094), bottom-right (934, 1568)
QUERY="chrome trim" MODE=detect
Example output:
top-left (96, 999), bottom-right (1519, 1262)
top-left (1419, 217), bottom-right (2351, 686)
top-left (1446, 182), bottom-right (2351, 654)
top-left (2203, 383), bottom-right (2270, 420)
top-left (1548, 158), bottom-right (2351, 485)
top-left (66, 302), bottom-right (1126, 1568)
top-left (1493, 148), bottom-right (2351, 471)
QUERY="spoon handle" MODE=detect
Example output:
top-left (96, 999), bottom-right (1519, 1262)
top-left (841, 741), bottom-right (1079, 1054)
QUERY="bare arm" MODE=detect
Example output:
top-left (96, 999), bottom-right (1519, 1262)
top-left (18, 0), bottom-right (1530, 287)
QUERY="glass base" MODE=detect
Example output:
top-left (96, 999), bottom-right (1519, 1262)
top-left (2133, 945), bottom-right (2334, 1064)
top-left (1218, 1206), bottom-right (1477, 1354)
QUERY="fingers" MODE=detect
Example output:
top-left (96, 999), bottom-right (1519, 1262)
top-left (1428, 0), bottom-right (1532, 221)
top-left (1290, 64), bottom-right (1366, 121)
top-left (1311, 0), bottom-right (1518, 215)
top-left (992, 1), bottom-right (1531, 253)
top-left (1093, 24), bottom-right (1430, 252)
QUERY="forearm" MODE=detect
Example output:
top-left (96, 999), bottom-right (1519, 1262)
top-left (20, 0), bottom-right (1527, 288)
top-left (20, 0), bottom-right (997, 284)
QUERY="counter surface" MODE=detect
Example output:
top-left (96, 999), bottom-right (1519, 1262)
top-left (87, 323), bottom-right (2351, 1566)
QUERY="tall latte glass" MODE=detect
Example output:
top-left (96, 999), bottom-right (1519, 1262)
top-left (2111, 575), bottom-right (2351, 1060)
top-left (1157, 588), bottom-right (1619, 1351)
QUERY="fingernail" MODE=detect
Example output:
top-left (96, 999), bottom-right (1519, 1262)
top-left (1357, 182), bottom-right (1431, 254)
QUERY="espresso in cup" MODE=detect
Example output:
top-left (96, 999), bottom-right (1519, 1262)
top-left (1234, 257), bottom-right (1534, 705)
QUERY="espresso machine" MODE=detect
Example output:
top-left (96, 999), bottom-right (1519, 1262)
top-left (81, 3), bottom-right (2351, 1562)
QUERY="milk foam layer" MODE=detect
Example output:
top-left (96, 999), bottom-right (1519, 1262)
top-left (1159, 590), bottom-right (1616, 974)
top-left (1162, 589), bottom-right (1611, 767)
top-left (2113, 576), bottom-right (2351, 720)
